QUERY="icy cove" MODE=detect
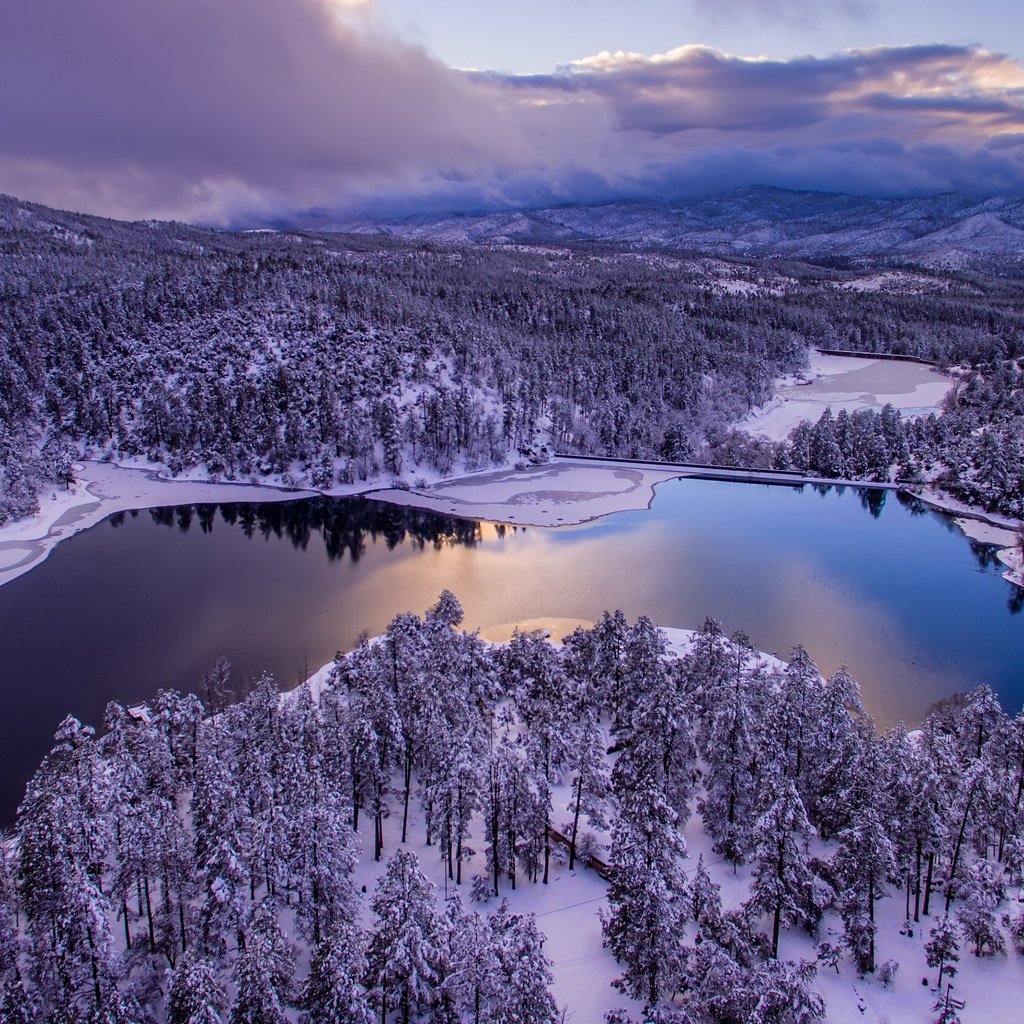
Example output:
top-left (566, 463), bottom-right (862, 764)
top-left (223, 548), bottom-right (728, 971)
top-left (1, 476), bottom-right (1021, 823)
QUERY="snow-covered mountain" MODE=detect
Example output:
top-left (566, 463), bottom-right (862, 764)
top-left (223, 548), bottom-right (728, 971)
top-left (335, 187), bottom-right (1024, 276)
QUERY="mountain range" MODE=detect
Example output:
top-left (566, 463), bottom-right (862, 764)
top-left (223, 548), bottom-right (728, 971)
top-left (330, 187), bottom-right (1024, 276)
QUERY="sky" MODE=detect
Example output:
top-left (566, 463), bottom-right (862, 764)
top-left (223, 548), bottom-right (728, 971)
top-left (1, 0), bottom-right (1024, 225)
top-left (377, 0), bottom-right (1024, 74)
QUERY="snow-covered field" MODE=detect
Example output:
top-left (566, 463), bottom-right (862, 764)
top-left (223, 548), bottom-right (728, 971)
top-left (740, 351), bottom-right (952, 442)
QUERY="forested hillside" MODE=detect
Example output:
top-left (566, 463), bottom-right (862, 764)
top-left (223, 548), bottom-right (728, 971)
top-left (4, 593), bottom-right (1024, 1022)
top-left (2, 194), bottom-right (1024, 522)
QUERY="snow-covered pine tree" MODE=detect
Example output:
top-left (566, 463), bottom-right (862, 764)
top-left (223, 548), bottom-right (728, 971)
top-left (192, 733), bottom-right (249, 960)
top-left (771, 647), bottom-right (825, 796)
top-left (566, 707), bottom-right (610, 870)
top-left (747, 775), bottom-right (819, 958)
top-left (490, 908), bottom-right (560, 1024)
top-left (612, 629), bottom-right (697, 827)
top-left (749, 958), bottom-right (825, 1024)
top-left (0, 856), bottom-right (36, 1023)
top-left (506, 630), bottom-right (573, 883)
top-left (925, 915), bottom-right (961, 990)
top-left (697, 631), bottom-right (763, 864)
top-left (167, 951), bottom-right (225, 1024)
top-left (833, 742), bottom-right (897, 974)
top-left (807, 667), bottom-right (869, 839)
top-left (442, 896), bottom-right (501, 1024)
top-left (230, 900), bottom-right (294, 1024)
top-left (366, 849), bottom-right (446, 1024)
top-left (302, 924), bottom-right (373, 1024)
top-left (955, 859), bottom-right (1006, 956)
top-left (602, 778), bottom-right (689, 1007)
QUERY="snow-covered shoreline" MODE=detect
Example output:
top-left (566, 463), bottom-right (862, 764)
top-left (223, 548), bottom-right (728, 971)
top-left (2, 454), bottom-right (1021, 593)
top-left (0, 460), bottom-right (321, 587)
top-left (904, 487), bottom-right (1024, 589)
top-left (367, 460), bottom-right (688, 528)
top-left (0, 456), bottom-right (690, 589)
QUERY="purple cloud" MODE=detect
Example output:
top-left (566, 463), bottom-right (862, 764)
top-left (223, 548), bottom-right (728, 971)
top-left (1, 1), bottom-right (1023, 223)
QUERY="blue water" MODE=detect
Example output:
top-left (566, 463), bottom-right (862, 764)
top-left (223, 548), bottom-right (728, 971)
top-left (0, 478), bottom-right (1020, 822)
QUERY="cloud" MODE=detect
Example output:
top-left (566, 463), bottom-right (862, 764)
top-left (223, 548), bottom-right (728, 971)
top-left (686, 0), bottom-right (876, 29)
top-left (1, 1), bottom-right (1024, 223)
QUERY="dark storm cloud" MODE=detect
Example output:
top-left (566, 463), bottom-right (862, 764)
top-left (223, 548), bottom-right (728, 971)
top-left (0, 0), bottom-right (513, 219)
top-left (1, 1), bottom-right (1023, 222)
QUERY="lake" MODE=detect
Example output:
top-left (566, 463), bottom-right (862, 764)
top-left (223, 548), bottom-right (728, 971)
top-left (0, 477), bottom-right (1021, 823)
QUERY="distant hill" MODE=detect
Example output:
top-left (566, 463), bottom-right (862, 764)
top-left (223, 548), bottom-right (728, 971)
top-left (330, 187), bottom-right (1024, 276)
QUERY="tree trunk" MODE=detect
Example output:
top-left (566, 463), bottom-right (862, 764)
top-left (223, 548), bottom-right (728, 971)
top-left (868, 873), bottom-right (876, 973)
top-left (945, 781), bottom-right (978, 912)
top-left (924, 851), bottom-right (935, 917)
top-left (569, 776), bottom-right (583, 871)
top-left (914, 840), bottom-right (922, 922)
top-left (402, 748), bottom-right (412, 844)
top-left (543, 810), bottom-right (551, 886)
top-left (144, 874), bottom-right (156, 951)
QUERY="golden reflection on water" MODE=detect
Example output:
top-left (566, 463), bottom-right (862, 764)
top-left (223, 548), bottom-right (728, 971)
top-left (275, 517), bottom-right (968, 728)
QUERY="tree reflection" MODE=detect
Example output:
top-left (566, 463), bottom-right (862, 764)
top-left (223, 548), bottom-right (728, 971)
top-left (140, 497), bottom-right (484, 563)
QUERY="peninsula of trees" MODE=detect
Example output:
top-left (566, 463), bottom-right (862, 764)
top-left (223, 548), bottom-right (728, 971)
top-left (4, 593), bottom-right (1023, 1022)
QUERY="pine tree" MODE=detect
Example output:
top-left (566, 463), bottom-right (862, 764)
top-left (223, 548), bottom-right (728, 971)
top-left (931, 984), bottom-right (964, 1024)
top-left (230, 901), bottom-right (294, 1024)
top-left (491, 909), bottom-right (559, 1024)
top-left (747, 776), bottom-right (819, 958)
top-left (366, 850), bottom-right (445, 1024)
top-left (507, 631), bottom-right (573, 883)
top-left (167, 951), bottom-right (225, 1024)
top-left (698, 632), bottom-right (763, 864)
top-left (602, 782), bottom-right (689, 1006)
top-left (749, 958), bottom-right (825, 1024)
top-left (925, 916), bottom-right (961, 990)
top-left (612, 625), bottom-right (697, 828)
top-left (955, 859), bottom-right (1005, 956)
top-left (833, 742), bottom-right (896, 975)
top-left (0, 859), bottom-right (36, 1023)
top-left (443, 896), bottom-right (500, 1024)
top-left (303, 925), bottom-right (373, 1024)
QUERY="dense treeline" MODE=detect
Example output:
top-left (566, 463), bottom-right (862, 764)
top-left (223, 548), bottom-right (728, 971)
top-left (3, 592), bottom-right (1023, 1022)
top-left (3, 196), bottom-right (1024, 522)
top-left (707, 357), bottom-right (1024, 516)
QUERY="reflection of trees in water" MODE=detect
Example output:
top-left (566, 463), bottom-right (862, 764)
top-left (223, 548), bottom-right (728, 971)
top-left (139, 497), bottom-right (484, 562)
top-left (967, 539), bottom-right (1004, 572)
top-left (896, 491), bottom-right (929, 516)
top-left (859, 488), bottom-right (887, 519)
top-left (808, 482), bottom-right (888, 518)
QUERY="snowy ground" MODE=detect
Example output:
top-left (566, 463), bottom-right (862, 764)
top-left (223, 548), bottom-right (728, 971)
top-left (740, 351), bottom-right (952, 442)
